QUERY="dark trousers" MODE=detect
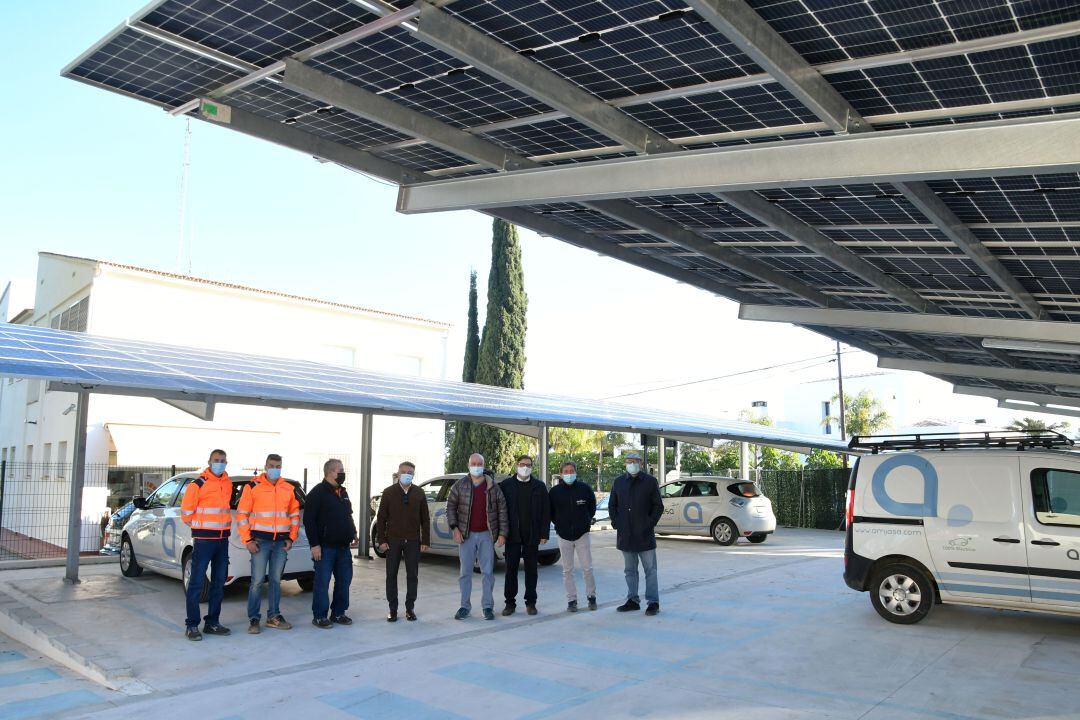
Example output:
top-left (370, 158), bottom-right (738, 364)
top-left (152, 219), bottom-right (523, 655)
top-left (186, 538), bottom-right (229, 628)
top-left (385, 538), bottom-right (421, 612)
top-left (312, 545), bottom-right (353, 620)
top-left (504, 541), bottom-right (540, 605)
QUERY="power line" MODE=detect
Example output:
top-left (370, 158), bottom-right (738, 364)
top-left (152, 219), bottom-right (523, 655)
top-left (601, 350), bottom-right (856, 400)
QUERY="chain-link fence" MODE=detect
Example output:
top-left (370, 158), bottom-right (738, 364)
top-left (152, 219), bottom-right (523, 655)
top-left (0, 461), bottom-right (195, 562)
top-left (754, 468), bottom-right (851, 530)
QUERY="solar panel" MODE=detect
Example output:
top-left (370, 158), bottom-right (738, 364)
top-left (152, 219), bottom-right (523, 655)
top-left (0, 323), bottom-right (850, 453)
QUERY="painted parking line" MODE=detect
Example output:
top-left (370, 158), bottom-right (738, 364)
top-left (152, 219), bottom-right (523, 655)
top-left (0, 690), bottom-right (102, 720)
top-left (0, 651), bottom-right (26, 664)
top-left (318, 685), bottom-right (469, 720)
top-left (524, 641), bottom-right (667, 676)
top-left (435, 661), bottom-right (589, 704)
top-left (594, 623), bottom-right (718, 650)
top-left (0, 668), bottom-right (60, 689)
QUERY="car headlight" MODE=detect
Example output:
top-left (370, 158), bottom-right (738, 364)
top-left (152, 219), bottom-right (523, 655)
top-left (729, 498), bottom-right (746, 508)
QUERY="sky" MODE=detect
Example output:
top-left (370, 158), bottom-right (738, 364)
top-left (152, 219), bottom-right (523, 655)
top-left (0, 2), bottom-right (1071, 435)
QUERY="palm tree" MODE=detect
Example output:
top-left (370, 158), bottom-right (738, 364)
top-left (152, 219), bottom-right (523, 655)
top-left (823, 389), bottom-right (891, 438)
top-left (1006, 417), bottom-right (1070, 434)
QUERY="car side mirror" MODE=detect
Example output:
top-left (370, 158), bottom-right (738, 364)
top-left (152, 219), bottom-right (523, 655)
top-left (132, 497), bottom-right (148, 510)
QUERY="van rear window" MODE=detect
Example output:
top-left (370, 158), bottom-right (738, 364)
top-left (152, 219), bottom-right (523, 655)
top-left (727, 482), bottom-right (761, 498)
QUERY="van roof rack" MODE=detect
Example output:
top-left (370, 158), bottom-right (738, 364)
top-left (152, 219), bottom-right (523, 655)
top-left (849, 430), bottom-right (1074, 454)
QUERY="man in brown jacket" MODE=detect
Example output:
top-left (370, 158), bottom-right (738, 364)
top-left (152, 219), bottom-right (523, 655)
top-left (376, 461), bottom-right (430, 622)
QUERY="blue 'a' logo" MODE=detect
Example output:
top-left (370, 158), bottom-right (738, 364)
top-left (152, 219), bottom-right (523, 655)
top-left (871, 454), bottom-right (938, 517)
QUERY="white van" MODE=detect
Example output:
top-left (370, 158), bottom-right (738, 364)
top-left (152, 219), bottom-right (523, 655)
top-left (844, 432), bottom-right (1080, 624)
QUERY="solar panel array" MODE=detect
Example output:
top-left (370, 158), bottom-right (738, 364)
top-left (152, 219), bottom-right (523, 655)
top-left (62, 0), bottom-right (1080, 401)
top-left (0, 323), bottom-right (848, 452)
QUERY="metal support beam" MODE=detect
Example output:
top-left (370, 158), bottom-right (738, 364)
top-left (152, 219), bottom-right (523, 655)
top-left (357, 413), bottom-right (373, 560)
top-left (997, 400), bottom-right (1080, 419)
top-left (738, 305), bottom-right (1080, 343)
top-left (396, 115), bottom-right (1080, 213)
top-left (879, 358), bottom-right (1080, 388)
top-left (64, 389), bottom-right (89, 584)
top-left (657, 436), bottom-right (667, 482)
top-left (953, 385), bottom-right (1080, 409)
top-left (684, 0), bottom-right (867, 134)
top-left (412, 3), bottom-right (677, 155)
top-left (538, 422), bottom-right (549, 487)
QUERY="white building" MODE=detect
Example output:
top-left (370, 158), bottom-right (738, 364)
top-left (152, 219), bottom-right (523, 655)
top-left (0, 252), bottom-right (450, 551)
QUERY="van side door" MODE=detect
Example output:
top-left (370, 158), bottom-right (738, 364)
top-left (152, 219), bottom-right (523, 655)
top-left (1019, 459), bottom-right (1080, 610)
top-left (923, 454), bottom-right (1031, 605)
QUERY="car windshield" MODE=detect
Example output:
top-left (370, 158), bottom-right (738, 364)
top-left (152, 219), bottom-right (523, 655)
top-left (597, 496), bottom-right (609, 509)
top-left (227, 478), bottom-right (307, 509)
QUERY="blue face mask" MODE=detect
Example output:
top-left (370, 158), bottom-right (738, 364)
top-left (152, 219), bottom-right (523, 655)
top-left (399, 473), bottom-right (414, 485)
top-left (626, 463), bottom-right (640, 475)
top-left (469, 466), bottom-right (485, 477)
top-left (266, 468), bottom-right (281, 481)
top-left (210, 461), bottom-right (226, 476)
top-left (563, 474), bottom-right (577, 484)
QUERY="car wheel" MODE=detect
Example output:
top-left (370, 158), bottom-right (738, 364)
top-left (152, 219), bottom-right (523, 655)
top-left (370, 523), bottom-right (387, 558)
top-left (297, 574), bottom-right (315, 592)
top-left (869, 562), bottom-right (934, 624)
top-left (747, 533), bottom-right (768, 544)
top-left (182, 550), bottom-right (210, 603)
top-left (120, 535), bottom-right (143, 577)
top-left (711, 518), bottom-right (737, 546)
top-left (538, 551), bottom-right (561, 566)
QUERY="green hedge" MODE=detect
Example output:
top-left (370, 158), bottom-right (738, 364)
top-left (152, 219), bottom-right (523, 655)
top-left (757, 468), bottom-right (850, 530)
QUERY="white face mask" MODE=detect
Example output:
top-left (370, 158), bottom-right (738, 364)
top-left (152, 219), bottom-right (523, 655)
top-left (626, 463), bottom-right (641, 475)
top-left (469, 466), bottom-right (485, 477)
top-left (399, 473), bottom-right (413, 486)
top-left (517, 466), bottom-right (532, 479)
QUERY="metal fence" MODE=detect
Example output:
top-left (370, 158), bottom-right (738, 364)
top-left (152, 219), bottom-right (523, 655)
top-left (0, 461), bottom-right (195, 562)
top-left (755, 468), bottom-right (851, 531)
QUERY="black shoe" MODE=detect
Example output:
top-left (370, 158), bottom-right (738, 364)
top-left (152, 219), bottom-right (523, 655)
top-left (501, 604), bottom-right (515, 617)
top-left (386, 611), bottom-right (398, 622)
top-left (186, 627), bottom-right (203, 641)
top-left (454, 607), bottom-right (469, 620)
top-left (312, 617), bottom-right (333, 629)
top-left (645, 603), bottom-right (660, 616)
top-left (567, 601), bottom-right (578, 613)
top-left (405, 609), bottom-right (417, 621)
top-left (616, 600), bottom-right (641, 613)
top-left (331, 615), bottom-right (352, 625)
top-left (202, 623), bottom-right (231, 636)
top-left (526, 603), bottom-right (538, 616)
top-left (483, 608), bottom-right (495, 621)
top-left (587, 596), bottom-right (597, 611)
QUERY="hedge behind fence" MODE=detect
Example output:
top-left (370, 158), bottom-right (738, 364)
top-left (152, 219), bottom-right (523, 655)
top-left (756, 468), bottom-right (850, 530)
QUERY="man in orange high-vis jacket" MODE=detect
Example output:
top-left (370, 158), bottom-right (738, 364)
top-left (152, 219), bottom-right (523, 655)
top-left (237, 453), bottom-right (300, 634)
top-left (180, 449), bottom-right (234, 641)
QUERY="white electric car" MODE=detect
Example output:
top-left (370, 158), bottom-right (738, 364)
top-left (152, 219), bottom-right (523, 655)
top-left (371, 474), bottom-right (561, 565)
top-left (118, 472), bottom-right (314, 599)
top-left (655, 477), bottom-right (777, 545)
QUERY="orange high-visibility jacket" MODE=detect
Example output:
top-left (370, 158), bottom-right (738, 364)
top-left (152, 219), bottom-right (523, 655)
top-left (180, 468), bottom-right (233, 539)
top-left (236, 474), bottom-right (300, 544)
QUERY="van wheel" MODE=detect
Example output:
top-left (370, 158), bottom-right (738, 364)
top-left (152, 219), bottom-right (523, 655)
top-left (538, 551), bottom-right (561, 566)
top-left (182, 550), bottom-right (210, 603)
top-left (297, 574), bottom-right (315, 592)
top-left (747, 533), bottom-right (767, 544)
top-left (870, 563), bottom-right (934, 624)
top-left (711, 518), bottom-right (737, 546)
top-left (120, 535), bottom-right (142, 577)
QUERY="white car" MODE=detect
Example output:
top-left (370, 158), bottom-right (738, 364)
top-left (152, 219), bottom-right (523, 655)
top-left (845, 432), bottom-right (1080, 624)
top-left (371, 474), bottom-right (561, 565)
top-left (118, 472), bottom-right (315, 599)
top-left (655, 477), bottom-right (776, 545)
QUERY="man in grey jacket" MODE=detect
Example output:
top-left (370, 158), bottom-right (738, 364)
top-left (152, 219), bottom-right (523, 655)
top-left (445, 453), bottom-right (508, 620)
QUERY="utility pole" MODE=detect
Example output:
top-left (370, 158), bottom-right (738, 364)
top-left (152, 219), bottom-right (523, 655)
top-left (836, 341), bottom-right (848, 469)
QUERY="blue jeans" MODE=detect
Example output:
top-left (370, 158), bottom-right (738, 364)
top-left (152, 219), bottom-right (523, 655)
top-left (458, 531), bottom-right (494, 612)
top-left (622, 549), bottom-right (659, 605)
top-left (247, 539), bottom-right (288, 621)
top-left (312, 544), bottom-right (353, 620)
top-left (186, 538), bottom-right (229, 629)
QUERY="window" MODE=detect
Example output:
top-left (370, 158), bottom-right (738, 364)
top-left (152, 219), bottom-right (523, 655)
top-left (147, 479), bottom-right (183, 509)
top-left (660, 482), bottom-right (685, 499)
top-left (423, 478), bottom-right (447, 502)
top-left (1031, 468), bottom-right (1080, 528)
top-left (822, 401), bottom-right (832, 435)
top-left (686, 481), bottom-right (719, 497)
top-left (42, 443), bottom-right (52, 481)
top-left (727, 482), bottom-right (762, 498)
top-left (57, 442), bottom-right (68, 478)
top-left (50, 297), bottom-right (89, 333)
top-left (25, 445), bottom-right (33, 478)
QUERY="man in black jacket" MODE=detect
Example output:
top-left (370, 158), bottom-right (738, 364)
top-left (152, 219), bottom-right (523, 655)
top-left (376, 461), bottom-right (430, 622)
top-left (608, 451), bottom-right (664, 616)
top-left (549, 461), bottom-right (597, 612)
top-left (304, 458), bottom-right (357, 628)
top-left (499, 455), bottom-right (550, 616)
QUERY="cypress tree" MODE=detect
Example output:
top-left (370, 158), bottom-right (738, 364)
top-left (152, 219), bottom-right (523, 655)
top-left (446, 271), bottom-right (481, 472)
top-left (467, 219), bottom-right (528, 476)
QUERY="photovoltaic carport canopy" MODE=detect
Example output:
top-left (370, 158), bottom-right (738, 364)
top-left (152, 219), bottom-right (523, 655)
top-left (0, 323), bottom-right (851, 454)
top-left (63, 0), bottom-right (1080, 412)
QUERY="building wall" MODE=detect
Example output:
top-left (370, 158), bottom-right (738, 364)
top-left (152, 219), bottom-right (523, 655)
top-left (0, 254), bottom-right (450, 550)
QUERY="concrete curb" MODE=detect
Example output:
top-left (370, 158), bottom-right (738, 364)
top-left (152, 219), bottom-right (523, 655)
top-left (0, 589), bottom-right (150, 695)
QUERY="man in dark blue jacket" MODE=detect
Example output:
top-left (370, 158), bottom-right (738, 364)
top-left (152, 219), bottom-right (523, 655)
top-left (499, 455), bottom-right (550, 616)
top-left (549, 461), bottom-right (597, 612)
top-left (608, 451), bottom-right (664, 615)
top-left (304, 458), bottom-right (357, 628)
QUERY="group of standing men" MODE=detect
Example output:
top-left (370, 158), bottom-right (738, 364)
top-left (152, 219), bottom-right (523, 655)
top-left (180, 446), bottom-right (665, 639)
